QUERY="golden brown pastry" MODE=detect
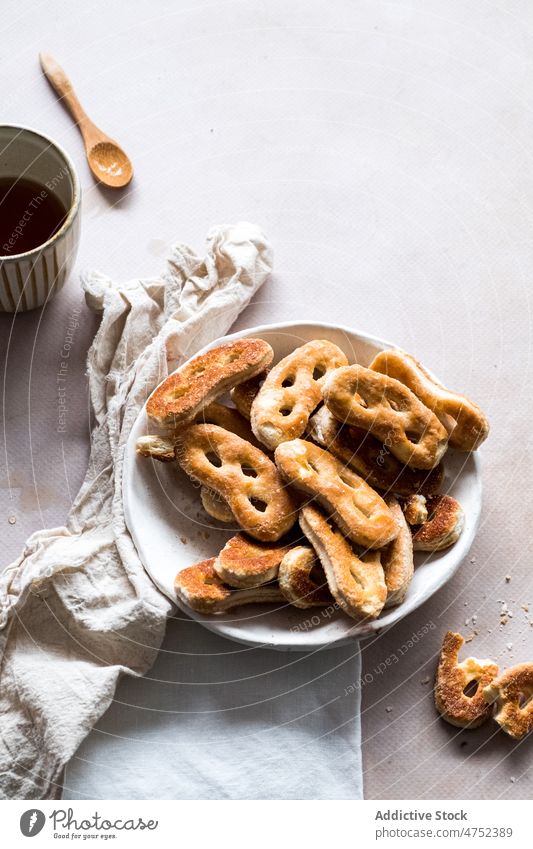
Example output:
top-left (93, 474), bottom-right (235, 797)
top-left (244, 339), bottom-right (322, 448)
top-left (323, 364), bottom-right (448, 470)
top-left (231, 371), bottom-right (269, 420)
top-left (175, 558), bottom-right (284, 614)
top-left (307, 406), bottom-right (444, 496)
top-left (147, 338), bottom-right (273, 427)
top-left (483, 663), bottom-right (533, 740)
top-left (275, 438), bottom-right (398, 549)
top-left (401, 493), bottom-right (428, 525)
top-left (405, 494), bottom-right (464, 551)
top-left (214, 533), bottom-right (292, 588)
top-left (369, 348), bottom-right (489, 451)
top-left (175, 424), bottom-right (297, 542)
top-left (278, 546), bottom-right (333, 608)
top-left (381, 496), bottom-right (414, 608)
top-left (250, 340), bottom-right (348, 450)
top-left (299, 504), bottom-right (387, 621)
top-left (192, 402), bottom-right (263, 448)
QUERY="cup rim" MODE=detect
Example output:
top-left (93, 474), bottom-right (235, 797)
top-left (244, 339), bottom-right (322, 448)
top-left (0, 123), bottom-right (81, 261)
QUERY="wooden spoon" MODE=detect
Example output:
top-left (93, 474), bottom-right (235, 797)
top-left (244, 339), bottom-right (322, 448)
top-left (39, 52), bottom-right (133, 189)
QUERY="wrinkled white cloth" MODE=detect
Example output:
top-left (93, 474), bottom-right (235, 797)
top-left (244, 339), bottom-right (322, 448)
top-left (0, 222), bottom-right (273, 799)
top-left (0, 221), bottom-right (363, 801)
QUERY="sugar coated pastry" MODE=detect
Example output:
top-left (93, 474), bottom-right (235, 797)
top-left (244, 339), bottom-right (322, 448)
top-left (407, 494), bottom-right (464, 551)
top-left (369, 348), bottom-right (489, 451)
top-left (381, 496), bottom-right (414, 608)
top-left (175, 424), bottom-right (297, 542)
top-left (214, 533), bottom-right (293, 588)
top-left (200, 487), bottom-right (234, 523)
top-left (192, 402), bottom-right (263, 448)
top-left (275, 438), bottom-right (398, 549)
top-left (146, 338), bottom-right (273, 427)
top-left (483, 663), bottom-right (533, 740)
top-left (250, 339), bottom-right (348, 450)
top-left (278, 546), bottom-right (333, 608)
top-left (231, 371), bottom-right (269, 420)
top-left (175, 558), bottom-right (284, 614)
top-left (307, 407), bottom-right (444, 496)
top-left (323, 364), bottom-right (448, 470)
top-left (435, 631), bottom-right (499, 728)
top-left (135, 434), bottom-right (176, 462)
top-left (299, 505), bottom-right (387, 620)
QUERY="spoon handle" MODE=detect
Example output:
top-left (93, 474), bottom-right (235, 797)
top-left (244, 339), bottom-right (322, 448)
top-left (39, 52), bottom-right (99, 145)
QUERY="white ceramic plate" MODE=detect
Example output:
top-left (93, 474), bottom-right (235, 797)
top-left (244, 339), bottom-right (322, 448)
top-left (124, 322), bottom-right (482, 650)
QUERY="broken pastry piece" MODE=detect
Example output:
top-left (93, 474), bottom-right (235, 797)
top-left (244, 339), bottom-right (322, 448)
top-left (136, 434), bottom-right (176, 462)
top-left (200, 487), bottom-right (234, 523)
top-left (250, 339), bottom-right (348, 450)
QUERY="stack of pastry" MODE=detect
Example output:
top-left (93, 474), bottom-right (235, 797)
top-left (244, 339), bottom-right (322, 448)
top-left (136, 336), bottom-right (489, 622)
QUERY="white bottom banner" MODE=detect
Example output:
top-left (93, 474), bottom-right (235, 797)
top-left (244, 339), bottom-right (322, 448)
top-left (2, 800), bottom-right (528, 848)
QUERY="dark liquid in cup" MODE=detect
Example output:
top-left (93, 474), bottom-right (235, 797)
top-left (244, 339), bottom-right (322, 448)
top-left (0, 177), bottom-right (68, 256)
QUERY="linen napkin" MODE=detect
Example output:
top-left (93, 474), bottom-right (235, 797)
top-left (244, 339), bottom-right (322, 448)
top-left (0, 221), bottom-right (363, 800)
